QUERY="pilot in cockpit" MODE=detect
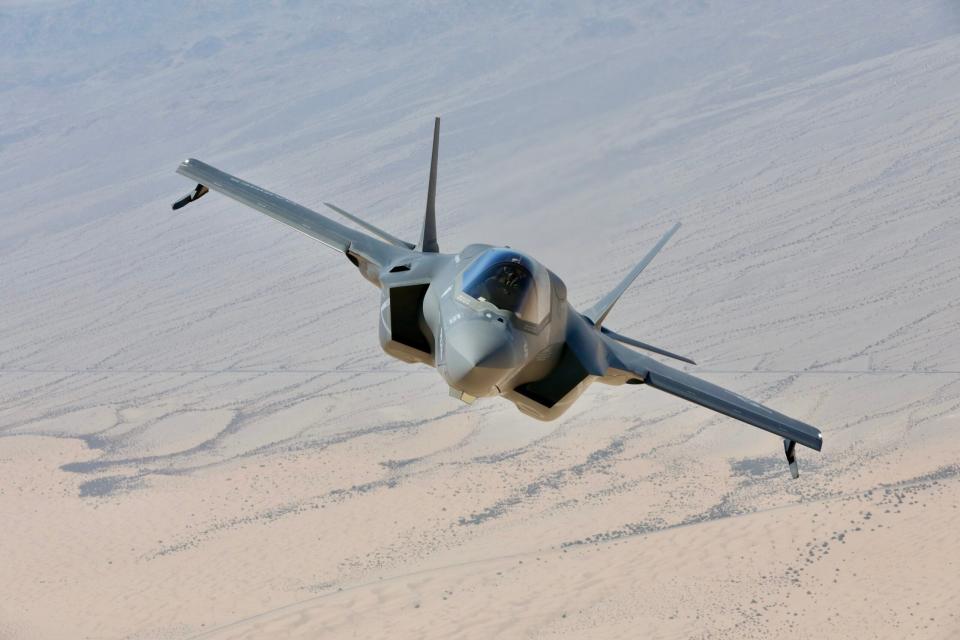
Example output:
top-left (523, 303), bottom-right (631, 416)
top-left (478, 263), bottom-right (530, 308)
top-left (461, 249), bottom-right (550, 325)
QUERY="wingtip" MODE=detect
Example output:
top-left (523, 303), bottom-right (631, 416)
top-left (176, 157), bottom-right (201, 177)
top-left (802, 430), bottom-right (824, 452)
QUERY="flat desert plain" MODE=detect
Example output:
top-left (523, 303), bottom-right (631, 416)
top-left (1, 2), bottom-right (959, 638)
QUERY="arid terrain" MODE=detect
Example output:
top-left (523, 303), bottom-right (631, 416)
top-left (1, 2), bottom-right (959, 638)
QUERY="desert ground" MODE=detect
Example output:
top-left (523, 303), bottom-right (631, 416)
top-left (2, 2), bottom-right (959, 638)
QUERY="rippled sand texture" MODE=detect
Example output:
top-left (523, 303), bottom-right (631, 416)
top-left (2, 2), bottom-right (959, 638)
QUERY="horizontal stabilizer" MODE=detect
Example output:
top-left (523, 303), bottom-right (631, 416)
top-left (324, 202), bottom-right (415, 250)
top-left (600, 326), bottom-right (696, 365)
top-left (585, 222), bottom-right (680, 328)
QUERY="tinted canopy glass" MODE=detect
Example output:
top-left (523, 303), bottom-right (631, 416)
top-left (461, 249), bottom-right (550, 323)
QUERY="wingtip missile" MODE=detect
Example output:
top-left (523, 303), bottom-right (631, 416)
top-left (784, 438), bottom-right (799, 479)
top-left (172, 183), bottom-right (209, 211)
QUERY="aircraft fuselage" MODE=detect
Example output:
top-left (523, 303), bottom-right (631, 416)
top-left (172, 116), bottom-right (823, 477)
top-left (376, 244), bottom-right (601, 420)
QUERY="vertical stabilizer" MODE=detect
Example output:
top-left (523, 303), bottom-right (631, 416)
top-left (584, 222), bottom-right (681, 328)
top-left (418, 117), bottom-right (441, 253)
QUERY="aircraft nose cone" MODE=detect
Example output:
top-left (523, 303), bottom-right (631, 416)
top-left (441, 320), bottom-right (514, 397)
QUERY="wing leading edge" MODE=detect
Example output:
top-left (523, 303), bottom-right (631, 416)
top-left (174, 158), bottom-right (409, 269)
top-left (606, 340), bottom-right (823, 452)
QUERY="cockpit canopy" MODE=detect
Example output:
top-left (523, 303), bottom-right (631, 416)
top-left (460, 249), bottom-right (551, 324)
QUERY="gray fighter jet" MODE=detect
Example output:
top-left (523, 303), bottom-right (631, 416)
top-left (173, 118), bottom-right (822, 478)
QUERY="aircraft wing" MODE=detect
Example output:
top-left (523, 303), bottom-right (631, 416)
top-left (606, 340), bottom-right (823, 451)
top-left (175, 158), bottom-right (410, 269)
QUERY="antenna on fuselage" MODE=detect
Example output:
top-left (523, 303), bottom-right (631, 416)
top-left (417, 117), bottom-right (441, 253)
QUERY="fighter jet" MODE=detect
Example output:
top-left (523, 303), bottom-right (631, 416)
top-left (173, 118), bottom-right (822, 478)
